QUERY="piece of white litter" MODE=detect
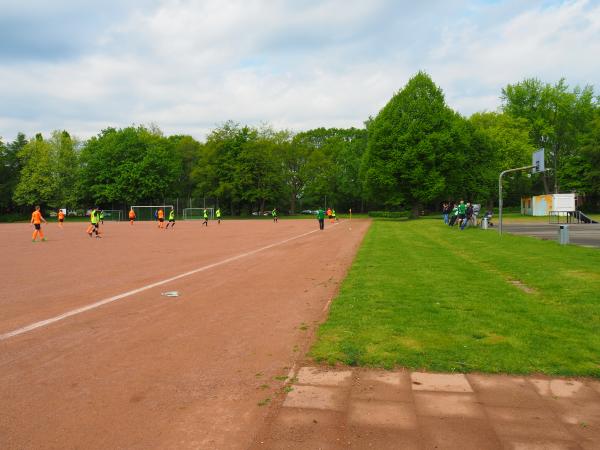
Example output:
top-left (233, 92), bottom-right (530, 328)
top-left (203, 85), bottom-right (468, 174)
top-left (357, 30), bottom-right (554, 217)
top-left (161, 291), bottom-right (179, 297)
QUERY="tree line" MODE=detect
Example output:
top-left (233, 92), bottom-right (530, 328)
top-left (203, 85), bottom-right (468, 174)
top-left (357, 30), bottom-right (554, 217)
top-left (1, 72), bottom-right (599, 217)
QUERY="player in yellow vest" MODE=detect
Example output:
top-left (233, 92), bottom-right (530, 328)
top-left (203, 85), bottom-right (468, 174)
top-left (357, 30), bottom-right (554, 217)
top-left (87, 208), bottom-right (101, 238)
top-left (166, 209), bottom-right (176, 228)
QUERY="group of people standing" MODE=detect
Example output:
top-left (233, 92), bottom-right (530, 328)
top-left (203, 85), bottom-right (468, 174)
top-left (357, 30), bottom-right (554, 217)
top-left (442, 200), bottom-right (476, 230)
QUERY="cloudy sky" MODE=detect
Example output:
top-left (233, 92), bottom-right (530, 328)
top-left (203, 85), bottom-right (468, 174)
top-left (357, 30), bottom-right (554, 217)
top-left (1, 0), bottom-right (599, 142)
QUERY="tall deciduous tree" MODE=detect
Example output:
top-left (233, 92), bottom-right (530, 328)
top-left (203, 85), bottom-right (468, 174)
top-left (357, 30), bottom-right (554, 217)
top-left (293, 127), bottom-right (368, 211)
top-left (13, 134), bottom-right (55, 207)
top-left (49, 130), bottom-right (80, 209)
top-left (364, 72), bottom-right (464, 217)
top-left (281, 138), bottom-right (310, 214)
top-left (0, 133), bottom-right (27, 212)
top-left (575, 113), bottom-right (600, 209)
top-left (501, 78), bottom-right (596, 193)
top-left (469, 112), bottom-right (536, 205)
top-left (79, 126), bottom-right (181, 205)
top-left (168, 135), bottom-right (202, 200)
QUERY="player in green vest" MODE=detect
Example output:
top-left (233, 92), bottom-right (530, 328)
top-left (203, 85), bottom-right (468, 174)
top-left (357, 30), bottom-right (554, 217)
top-left (448, 203), bottom-right (459, 227)
top-left (202, 209), bottom-right (208, 227)
top-left (166, 209), bottom-right (176, 228)
top-left (457, 200), bottom-right (468, 230)
top-left (99, 210), bottom-right (105, 224)
top-left (272, 208), bottom-right (278, 223)
top-left (332, 209), bottom-right (336, 221)
top-left (216, 208), bottom-right (221, 224)
top-left (316, 208), bottom-right (325, 230)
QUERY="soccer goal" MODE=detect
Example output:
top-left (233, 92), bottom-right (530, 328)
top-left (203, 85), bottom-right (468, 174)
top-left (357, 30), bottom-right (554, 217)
top-left (183, 207), bottom-right (214, 220)
top-left (131, 205), bottom-right (174, 221)
top-left (101, 210), bottom-right (123, 221)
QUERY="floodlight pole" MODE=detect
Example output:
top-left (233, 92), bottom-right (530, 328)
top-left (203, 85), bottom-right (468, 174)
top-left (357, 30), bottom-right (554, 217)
top-left (498, 165), bottom-right (535, 235)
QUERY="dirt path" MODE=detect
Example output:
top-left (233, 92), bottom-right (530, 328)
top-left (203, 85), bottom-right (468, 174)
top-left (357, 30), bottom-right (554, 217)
top-left (0, 219), bottom-right (370, 449)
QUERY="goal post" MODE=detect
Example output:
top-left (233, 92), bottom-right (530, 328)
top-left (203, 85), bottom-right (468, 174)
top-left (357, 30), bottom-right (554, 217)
top-left (101, 210), bottom-right (123, 221)
top-left (183, 207), bottom-right (214, 220)
top-left (131, 205), bottom-right (174, 221)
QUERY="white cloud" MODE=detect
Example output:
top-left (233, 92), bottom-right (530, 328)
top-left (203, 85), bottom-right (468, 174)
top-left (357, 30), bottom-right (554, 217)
top-left (0, 0), bottom-right (599, 143)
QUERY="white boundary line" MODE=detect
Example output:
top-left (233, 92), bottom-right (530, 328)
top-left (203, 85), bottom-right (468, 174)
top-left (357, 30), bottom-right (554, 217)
top-left (1, 224), bottom-right (340, 341)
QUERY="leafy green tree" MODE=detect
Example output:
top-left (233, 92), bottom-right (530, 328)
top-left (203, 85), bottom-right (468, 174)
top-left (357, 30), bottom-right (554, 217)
top-left (236, 134), bottom-right (283, 213)
top-left (331, 128), bottom-right (368, 212)
top-left (13, 134), bottom-right (55, 207)
top-left (0, 138), bottom-right (9, 210)
top-left (0, 133), bottom-right (27, 212)
top-left (191, 121), bottom-right (253, 214)
top-left (575, 113), bottom-right (600, 209)
top-left (280, 137), bottom-right (310, 214)
top-left (302, 146), bottom-right (335, 208)
top-left (168, 135), bottom-right (202, 200)
top-left (49, 130), bottom-right (80, 209)
top-left (469, 112), bottom-right (536, 205)
top-left (501, 78), bottom-right (596, 193)
top-left (80, 126), bottom-right (181, 206)
top-left (364, 72), bottom-right (465, 217)
top-left (191, 122), bottom-right (291, 215)
top-left (292, 127), bottom-right (368, 212)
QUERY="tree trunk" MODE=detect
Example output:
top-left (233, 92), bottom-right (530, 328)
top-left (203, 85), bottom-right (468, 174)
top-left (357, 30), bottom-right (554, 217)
top-left (542, 173), bottom-right (550, 195)
top-left (410, 202), bottom-right (421, 219)
top-left (290, 193), bottom-right (296, 215)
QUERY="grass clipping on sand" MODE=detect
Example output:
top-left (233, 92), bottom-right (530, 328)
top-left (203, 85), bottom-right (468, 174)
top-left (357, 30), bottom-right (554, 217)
top-left (311, 220), bottom-right (600, 377)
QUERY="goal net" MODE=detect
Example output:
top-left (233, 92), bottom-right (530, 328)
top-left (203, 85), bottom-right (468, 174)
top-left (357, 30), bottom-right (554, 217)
top-left (101, 210), bottom-right (123, 221)
top-left (183, 207), bottom-right (214, 220)
top-left (131, 205), bottom-right (174, 221)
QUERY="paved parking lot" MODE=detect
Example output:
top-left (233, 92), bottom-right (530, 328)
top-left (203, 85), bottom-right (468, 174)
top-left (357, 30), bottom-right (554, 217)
top-left (501, 223), bottom-right (600, 248)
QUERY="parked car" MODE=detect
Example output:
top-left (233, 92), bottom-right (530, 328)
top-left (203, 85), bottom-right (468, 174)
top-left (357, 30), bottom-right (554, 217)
top-left (300, 209), bottom-right (315, 214)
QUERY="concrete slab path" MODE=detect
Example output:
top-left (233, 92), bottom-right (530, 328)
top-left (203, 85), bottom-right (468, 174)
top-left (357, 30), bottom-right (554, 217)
top-left (251, 366), bottom-right (600, 449)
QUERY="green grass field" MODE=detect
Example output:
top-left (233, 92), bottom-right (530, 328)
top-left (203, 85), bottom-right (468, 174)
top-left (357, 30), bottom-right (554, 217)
top-left (311, 220), bottom-right (600, 376)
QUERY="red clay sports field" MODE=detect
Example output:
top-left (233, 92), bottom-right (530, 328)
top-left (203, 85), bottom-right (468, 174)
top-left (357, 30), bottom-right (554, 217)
top-left (0, 218), bottom-right (369, 449)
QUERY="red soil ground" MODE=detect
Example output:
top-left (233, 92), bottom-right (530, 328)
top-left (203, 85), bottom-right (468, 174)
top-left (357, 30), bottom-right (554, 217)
top-left (0, 218), bottom-right (370, 449)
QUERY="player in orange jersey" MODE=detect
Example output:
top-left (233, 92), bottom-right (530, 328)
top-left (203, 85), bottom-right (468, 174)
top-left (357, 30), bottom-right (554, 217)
top-left (157, 208), bottom-right (165, 228)
top-left (31, 206), bottom-right (47, 242)
top-left (57, 209), bottom-right (65, 228)
top-left (129, 207), bottom-right (136, 225)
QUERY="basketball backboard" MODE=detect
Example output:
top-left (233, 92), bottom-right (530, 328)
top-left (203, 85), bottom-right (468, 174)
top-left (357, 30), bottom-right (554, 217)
top-left (532, 148), bottom-right (545, 173)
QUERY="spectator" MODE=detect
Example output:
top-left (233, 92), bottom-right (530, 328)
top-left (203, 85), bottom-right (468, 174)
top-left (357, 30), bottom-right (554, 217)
top-left (457, 200), bottom-right (467, 230)
top-left (464, 202), bottom-right (474, 229)
top-left (442, 202), bottom-right (450, 224)
top-left (449, 203), bottom-right (459, 226)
